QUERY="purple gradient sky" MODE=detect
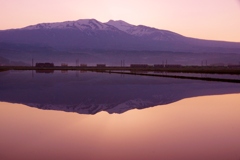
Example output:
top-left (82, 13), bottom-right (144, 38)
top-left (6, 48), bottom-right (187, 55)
top-left (1, 0), bottom-right (240, 42)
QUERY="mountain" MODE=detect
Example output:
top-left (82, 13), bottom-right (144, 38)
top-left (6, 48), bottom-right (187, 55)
top-left (0, 19), bottom-right (240, 65)
top-left (23, 19), bottom-right (183, 41)
top-left (0, 19), bottom-right (239, 52)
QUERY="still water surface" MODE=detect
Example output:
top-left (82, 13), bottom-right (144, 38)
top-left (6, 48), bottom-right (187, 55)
top-left (0, 94), bottom-right (240, 160)
top-left (0, 70), bottom-right (240, 160)
top-left (0, 70), bottom-right (240, 114)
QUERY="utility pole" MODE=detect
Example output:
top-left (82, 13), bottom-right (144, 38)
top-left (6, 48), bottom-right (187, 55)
top-left (76, 59), bottom-right (79, 66)
top-left (121, 60), bottom-right (125, 67)
top-left (31, 58), bottom-right (34, 78)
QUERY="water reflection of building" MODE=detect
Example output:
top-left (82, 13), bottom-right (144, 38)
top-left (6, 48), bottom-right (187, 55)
top-left (35, 70), bottom-right (54, 74)
top-left (61, 70), bottom-right (68, 73)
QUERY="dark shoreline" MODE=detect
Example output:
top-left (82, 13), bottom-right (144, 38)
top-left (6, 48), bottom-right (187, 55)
top-left (1, 65), bottom-right (240, 73)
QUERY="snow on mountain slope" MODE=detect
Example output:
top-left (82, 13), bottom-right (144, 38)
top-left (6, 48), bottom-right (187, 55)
top-left (23, 18), bottom-right (182, 40)
top-left (106, 20), bottom-right (134, 32)
top-left (105, 20), bottom-right (183, 40)
top-left (24, 19), bottom-right (117, 31)
top-left (106, 20), bottom-right (156, 36)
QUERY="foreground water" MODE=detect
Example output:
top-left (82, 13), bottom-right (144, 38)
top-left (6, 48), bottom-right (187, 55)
top-left (0, 94), bottom-right (240, 160)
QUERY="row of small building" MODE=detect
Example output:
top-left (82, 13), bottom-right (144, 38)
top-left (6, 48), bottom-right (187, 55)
top-left (35, 63), bottom-right (181, 68)
top-left (35, 63), bottom-right (240, 68)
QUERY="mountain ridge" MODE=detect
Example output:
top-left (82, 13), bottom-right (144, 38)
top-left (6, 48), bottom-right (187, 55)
top-left (21, 19), bottom-right (185, 42)
top-left (11, 19), bottom-right (239, 43)
top-left (0, 19), bottom-right (239, 41)
top-left (0, 19), bottom-right (240, 65)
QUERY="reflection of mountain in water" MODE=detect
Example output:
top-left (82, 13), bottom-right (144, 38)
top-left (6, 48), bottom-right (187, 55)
top-left (0, 71), bottom-right (240, 114)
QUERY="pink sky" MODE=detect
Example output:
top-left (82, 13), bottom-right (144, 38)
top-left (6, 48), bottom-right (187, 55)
top-left (0, 0), bottom-right (240, 42)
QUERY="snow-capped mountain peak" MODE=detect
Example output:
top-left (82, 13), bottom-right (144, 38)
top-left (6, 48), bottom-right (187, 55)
top-left (106, 20), bottom-right (135, 32)
top-left (75, 19), bottom-right (109, 30)
top-left (23, 19), bottom-right (113, 31)
top-left (22, 18), bottom-right (180, 38)
top-left (105, 20), bottom-right (160, 36)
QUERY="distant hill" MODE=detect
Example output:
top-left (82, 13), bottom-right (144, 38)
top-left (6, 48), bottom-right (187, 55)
top-left (0, 55), bottom-right (28, 66)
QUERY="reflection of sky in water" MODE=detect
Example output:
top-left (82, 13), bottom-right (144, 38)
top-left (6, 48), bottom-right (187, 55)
top-left (0, 94), bottom-right (240, 160)
top-left (0, 70), bottom-right (240, 114)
